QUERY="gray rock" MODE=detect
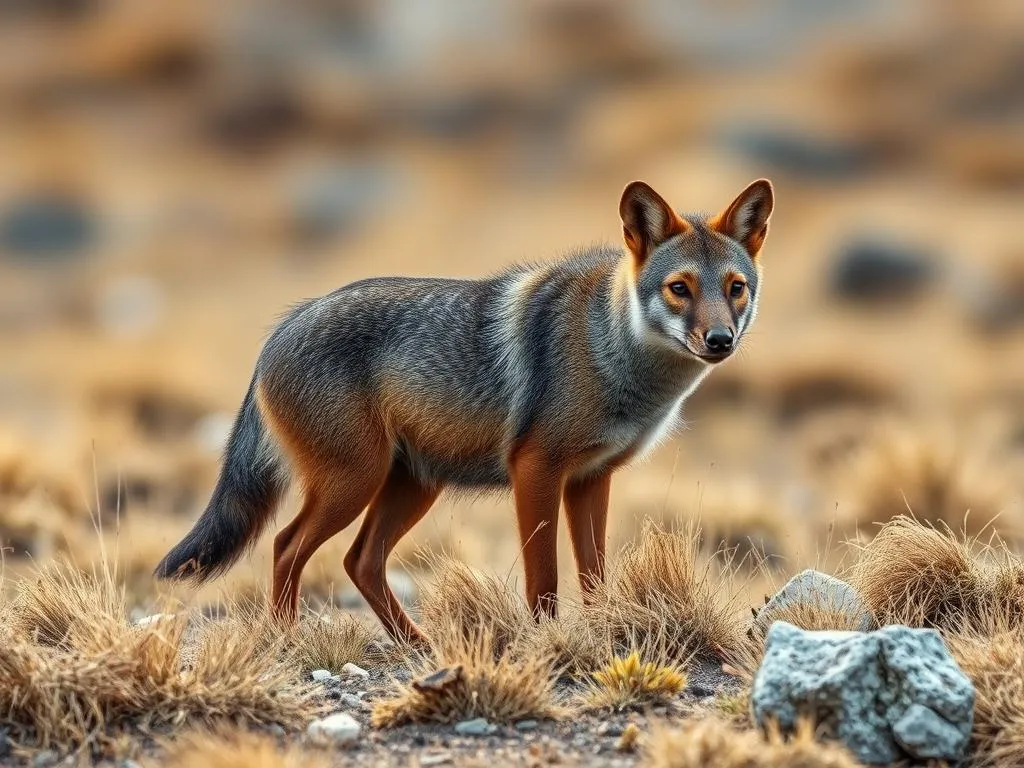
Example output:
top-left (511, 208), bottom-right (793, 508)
top-left (829, 237), bottom-right (937, 303)
top-left (755, 569), bottom-right (872, 632)
top-left (752, 622), bottom-right (974, 765)
top-left (515, 719), bottom-right (539, 731)
top-left (310, 668), bottom-right (333, 682)
top-left (307, 712), bottom-right (361, 745)
top-left (454, 717), bottom-right (497, 736)
top-left (1, 194), bottom-right (97, 260)
top-left (340, 693), bottom-right (363, 708)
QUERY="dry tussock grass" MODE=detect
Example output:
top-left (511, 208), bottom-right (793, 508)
top-left (578, 650), bottom-right (687, 712)
top-left (592, 522), bottom-right (749, 664)
top-left (288, 610), bottom-right (379, 673)
top-left (850, 515), bottom-right (1024, 631)
top-left (0, 560), bottom-right (322, 754)
top-left (944, 604), bottom-right (1024, 768)
top-left (159, 727), bottom-right (331, 768)
top-left (372, 625), bottom-right (563, 728)
top-left (646, 718), bottom-right (863, 768)
top-left (415, 553), bottom-right (532, 656)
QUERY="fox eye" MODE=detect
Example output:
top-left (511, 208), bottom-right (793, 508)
top-left (729, 280), bottom-right (746, 298)
top-left (668, 282), bottom-right (690, 298)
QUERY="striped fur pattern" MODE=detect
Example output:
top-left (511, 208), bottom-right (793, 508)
top-left (155, 179), bottom-right (775, 642)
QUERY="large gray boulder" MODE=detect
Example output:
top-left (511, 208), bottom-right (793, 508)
top-left (751, 622), bottom-right (974, 765)
top-left (755, 569), bottom-right (873, 633)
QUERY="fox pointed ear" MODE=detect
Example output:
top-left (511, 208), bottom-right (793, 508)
top-left (711, 179), bottom-right (774, 258)
top-left (619, 181), bottom-right (689, 262)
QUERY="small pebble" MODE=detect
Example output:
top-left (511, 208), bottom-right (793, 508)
top-left (340, 693), bottom-right (363, 708)
top-left (420, 754), bottom-right (452, 766)
top-left (307, 712), bottom-right (361, 745)
top-left (135, 613), bottom-right (174, 628)
top-left (342, 662), bottom-right (370, 678)
top-left (596, 722), bottom-right (623, 737)
top-left (310, 669), bottom-right (333, 682)
top-left (454, 717), bottom-right (497, 736)
top-left (515, 719), bottom-right (539, 731)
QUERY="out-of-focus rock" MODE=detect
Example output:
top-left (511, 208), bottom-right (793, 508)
top-left (828, 237), bottom-right (937, 303)
top-left (1, 194), bottom-right (98, 261)
top-left (723, 126), bottom-right (883, 181)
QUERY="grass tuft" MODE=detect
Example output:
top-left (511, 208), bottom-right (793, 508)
top-left (850, 515), bottom-right (1024, 631)
top-left (646, 717), bottom-right (863, 768)
top-left (415, 553), bottom-right (532, 657)
top-left (579, 650), bottom-right (687, 711)
top-left (947, 621), bottom-right (1024, 767)
top-left (371, 625), bottom-right (563, 728)
top-left (0, 561), bottom-right (322, 754)
top-left (592, 522), bottom-right (748, 664)
top-left (160, 726), bottom-right (331, 768)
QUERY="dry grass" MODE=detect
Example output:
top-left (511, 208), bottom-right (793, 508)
top-left (371, 625), bottom-right (563, 728)
top-left (645, 717), bottom-right (863, 768)
top-left (415, 553), bottom-right (533, 656)
top-left (288, 610), bottom-right (379, 673)
top-left (578, 650), bottom-right (688, 712)
top-left (0, 560), bottom-right (322, 754)
top-left (592, 522), bottom-right (749, 664)
top-left (158, 726), bottom-right (331, 768)
top-left (839, 424), bottom-right (1016, 540)
top-left (946, 617), bottom-right (1024, 768)
top-left (690, 482), bottom-right (804, 567)
top-left (850, 515), bottom-right (1024, 631)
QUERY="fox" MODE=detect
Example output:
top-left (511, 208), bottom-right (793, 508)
top-left (155, 178), bottom-right (774, 644)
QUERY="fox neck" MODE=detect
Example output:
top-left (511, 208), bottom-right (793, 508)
top-left (589, 257), bottom-right (710, 412)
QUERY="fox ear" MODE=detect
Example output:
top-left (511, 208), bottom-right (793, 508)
top-left (711, 179), bottom-right (774, 258)
top-left (619, 181), bottom-right (689, 262)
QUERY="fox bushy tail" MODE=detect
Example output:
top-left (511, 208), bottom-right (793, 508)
top-left (154, 376), bottom-right (286, 583)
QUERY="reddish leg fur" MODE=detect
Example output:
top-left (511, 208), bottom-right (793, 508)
top-left (510, 443), bottom-right (564, 619)
top-left (271, 466), bottom-right (386, 625)
top-left (344, 462), bottom-right (440, 644)
top-left (564, 470), bottom-right (611, 600)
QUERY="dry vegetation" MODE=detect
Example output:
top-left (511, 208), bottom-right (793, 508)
top-left (646, 718), bottom-right (863, 768)
top-left (371, 625), bottom-right (563, 728)
top-left (157, 727), bottom-right (331, 768)
top-left (0, 560), bottom-right (323, 758)
top-left (580, 651), bottom-right (688, 712)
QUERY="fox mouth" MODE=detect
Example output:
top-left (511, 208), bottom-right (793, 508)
top-left (695, 351), bottom-right (732, 363)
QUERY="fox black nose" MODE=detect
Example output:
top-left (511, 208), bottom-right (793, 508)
top-left (704, 327), bottom-right (735, 353)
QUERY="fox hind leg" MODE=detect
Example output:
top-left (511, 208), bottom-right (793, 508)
top-left (271, 462), bottom-right (387, 625)
top-left (344, 460), bottom-right (441, 644)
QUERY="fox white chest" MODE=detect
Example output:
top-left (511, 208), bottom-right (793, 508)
top-left (577, 392), bottom-right (688, 476)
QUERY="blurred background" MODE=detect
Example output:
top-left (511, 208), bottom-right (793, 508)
top-left (1, 0), bottom-right (1022, 610)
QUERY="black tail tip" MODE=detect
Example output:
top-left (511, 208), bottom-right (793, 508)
top-left (153, 553), bottom-right (205, 583)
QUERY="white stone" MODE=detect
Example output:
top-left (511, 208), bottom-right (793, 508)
top-left (310, 669), bottom-right (333, 682)
top-left (307, 712), bottom-right (361, 745)
top-left (135, 613), bottom-right (174, 627)
top-left (342, 662), bottom-right (370, 678)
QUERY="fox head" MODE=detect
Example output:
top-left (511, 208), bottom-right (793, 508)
top-left (619, 178), bottom-right (774, 364)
